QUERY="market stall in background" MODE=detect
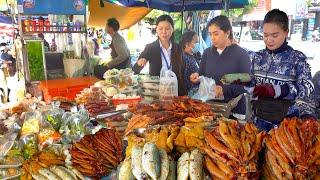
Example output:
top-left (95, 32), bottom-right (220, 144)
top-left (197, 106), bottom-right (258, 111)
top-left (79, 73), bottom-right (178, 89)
top-left (14, 0), bottom-right (99, 104)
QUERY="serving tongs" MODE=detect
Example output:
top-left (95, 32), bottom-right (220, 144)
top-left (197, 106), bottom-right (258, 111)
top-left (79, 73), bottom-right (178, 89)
top-left (90, 110), bottom-right (127, 120)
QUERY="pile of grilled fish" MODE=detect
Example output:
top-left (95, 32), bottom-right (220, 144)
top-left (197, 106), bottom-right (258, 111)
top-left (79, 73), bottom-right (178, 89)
top-left (125, 97), bottom-right (215, 135)
top-left (263, 117), bottom-right (320, 179)
top-left (70, 128), bottom-right (123, 178)
top-left (21, 151), bottom-right (84, 180)
top-left (104, 114), bottom-right (128, 137)
top-left (120, 142), bottom-right (206, 180)
top-left (119, 142), bottom-right (175, 180)
top-left (177, 149), bottom-right (205, 180)
top-left (126, 125), bottom-right (180, 157)
top-left (174, 117), bottom-right (213, 153)
top-left (203, 119), bottom-right (265, 179)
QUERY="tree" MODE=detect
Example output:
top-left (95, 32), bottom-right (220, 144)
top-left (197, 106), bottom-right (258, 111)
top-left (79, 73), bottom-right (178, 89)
top-left (221, 0), bottom-right (259, 18)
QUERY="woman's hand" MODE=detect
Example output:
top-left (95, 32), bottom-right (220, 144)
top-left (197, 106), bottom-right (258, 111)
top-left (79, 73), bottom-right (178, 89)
top-left (137, 58), bottom-right (147, 67)
top-left (214, 85), bottom-right (223, 98)
top-left (190, 73), bottom-right (200, 84)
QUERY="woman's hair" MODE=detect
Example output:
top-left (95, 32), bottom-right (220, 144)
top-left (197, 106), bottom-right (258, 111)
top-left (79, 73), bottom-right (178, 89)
top-left (263, 9), bottom-right (289, 32)
top-left (156, 14), bottom-right (175, 42)
top-left (107, 18), bottom-right (120, 32)
top-left (180, 31), bottom-right (197, 50)
top-left (207, 15), bottom-right (233, 40)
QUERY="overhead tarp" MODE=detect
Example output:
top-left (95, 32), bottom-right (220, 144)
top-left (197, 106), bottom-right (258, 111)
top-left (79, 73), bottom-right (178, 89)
top-left (88, 0), bottom-right (151, 29)
top-left (17, 0), bottom-right (86, 15)
top-left (0, 13), bottom-right (13, 37)
top-left (106, 0), bottom-right (249, 12)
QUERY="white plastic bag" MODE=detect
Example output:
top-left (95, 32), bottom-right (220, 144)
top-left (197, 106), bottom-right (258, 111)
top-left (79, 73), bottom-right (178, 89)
top-left (192, 76), bottom-right (216, 102)
top-left (159, 68), bottom-right (178, 101)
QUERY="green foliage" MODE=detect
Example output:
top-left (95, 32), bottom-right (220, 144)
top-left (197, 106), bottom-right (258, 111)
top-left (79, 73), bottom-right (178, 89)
top-left (143, 9), bottom-right (184, 42)
top-left (144, 9), bottom-right (181, 25)
top-left (221, 0), bottom-right (259, 18)
top-left (26, 41), bottom-right (45, 81)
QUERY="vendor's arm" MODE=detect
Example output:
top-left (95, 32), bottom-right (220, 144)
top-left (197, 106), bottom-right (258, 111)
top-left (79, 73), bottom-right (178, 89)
top-left (132, 44), bottom-right (150, 74)
top-left (189, 50), bottom-right (207, 84)
top-left (282, 53), bottom-right (314, 100)
top-left (106, 36), bottom-right (130, 69)
top-left (220, 50), bottom-right (252, 100)
top-left (184, 55), bottom-right (199, 89)
top-left (238, 49), bottom-right (251, 73)
top-left (198, 50), bottom-right (208, 76)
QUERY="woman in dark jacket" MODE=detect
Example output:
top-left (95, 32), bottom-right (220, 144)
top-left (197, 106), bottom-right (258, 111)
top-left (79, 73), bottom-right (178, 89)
top-left (179, 31), bottom-right (200, 94)
top-left (190, 15), bottom-right (251, 117)
top-left (133, 15), bottom-right (186, 95)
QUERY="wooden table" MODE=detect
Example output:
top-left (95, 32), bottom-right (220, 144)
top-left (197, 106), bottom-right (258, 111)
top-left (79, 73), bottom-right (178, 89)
top-left (39, 76), bottom-right (99, 103)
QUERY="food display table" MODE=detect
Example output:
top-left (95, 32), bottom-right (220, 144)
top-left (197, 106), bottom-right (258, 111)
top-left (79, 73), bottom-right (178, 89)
top-left (38, 76), bottom-right (99, 103)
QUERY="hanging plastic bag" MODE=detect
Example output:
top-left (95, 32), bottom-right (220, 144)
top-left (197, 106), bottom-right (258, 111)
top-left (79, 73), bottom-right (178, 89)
top-left (192, 76), bottom-right (216, 102)
top-left (159, 68), bottom-right (178, 101)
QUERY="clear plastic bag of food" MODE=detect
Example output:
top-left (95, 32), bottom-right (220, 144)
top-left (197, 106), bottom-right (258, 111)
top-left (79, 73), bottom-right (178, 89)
top-left (104, 69), bottom-right (120, 85)
top-left (159, 68), bottom-right (178, 101)
top-left (59, 108), bottom-right (90, 142)
top-left (20, 134), bottom-right (38, 160)
top-left (44, 101), bottom-right (65, 131)
top-left (21, 111), bottom-right (42, 136)
top-left (37, 128), bottom-right (61, 151)
top-left (119, 68), bottom-right (134, 87)
top-left (0, 133), bottom-right (18, 159)
top-left (192, 76), bottom-right (216, 102)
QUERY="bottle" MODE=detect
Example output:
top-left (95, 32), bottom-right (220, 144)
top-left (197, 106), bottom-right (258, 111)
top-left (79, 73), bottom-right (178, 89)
top-left (38, 19), bottom-right (44, 32)
top-left (23, 19), bottom-right (29, 32)
top-left (31, 18), bottom-right (37, 32)
top-left (45, 20), bottom-right (50, 31)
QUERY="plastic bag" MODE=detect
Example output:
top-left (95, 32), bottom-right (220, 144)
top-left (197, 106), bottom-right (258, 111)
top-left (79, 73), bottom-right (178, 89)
top-left (0, 133), bottom-right (18, 159)
top-left (20, 134), bottom-right (38, 160)
top-left (159, 68), bottom-right (178, 101)
top-left (192, 76), bottom-right (216, 102)
top-left (220, 73), bottom-right (251, 84)
top-left (44, 101), bottom-right (65, 131)
top-left (21, 111), bottom-right (42, 136)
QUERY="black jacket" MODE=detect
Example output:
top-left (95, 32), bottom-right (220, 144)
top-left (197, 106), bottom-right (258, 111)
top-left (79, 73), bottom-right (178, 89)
top-left (133, 39), bottom-right (186, 95)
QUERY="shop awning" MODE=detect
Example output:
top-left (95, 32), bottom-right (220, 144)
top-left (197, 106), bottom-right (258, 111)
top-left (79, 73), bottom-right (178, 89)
top-left (105, 0), bottom-right (249, 12)
top-left (309, 6), bottom-right (320, 12)
top-left (0, 13), bottom-right (13, 37)
top-left (88, 0), bottom-right (151, 30)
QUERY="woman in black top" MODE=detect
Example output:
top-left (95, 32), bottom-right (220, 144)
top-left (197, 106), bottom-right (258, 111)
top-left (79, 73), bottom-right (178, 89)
top-left (133, 15), bottom-right (186, 95)
top-left (180, 31), bottom-right (200, 94)
top-left (190, 15), bottom-right (251, 116)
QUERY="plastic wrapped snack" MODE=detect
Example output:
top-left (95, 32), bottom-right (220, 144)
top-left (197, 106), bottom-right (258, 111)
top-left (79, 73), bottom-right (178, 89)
top-left (104, 69), bottom-right (120, 85)
top-left (159, 68), bottom-right (178, 101)
top-left (220, 73), bottom-right (251, 84)
top-left (44, 101), bottom-right (65, 131)
top-left (21, 111), bottom-right (42, 136)
top-left (20, 134), bottom-right (38, 160)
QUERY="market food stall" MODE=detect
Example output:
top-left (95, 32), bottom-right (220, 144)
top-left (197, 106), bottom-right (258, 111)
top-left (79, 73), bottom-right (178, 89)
top-left (15, 0), bottom-right (97, 102)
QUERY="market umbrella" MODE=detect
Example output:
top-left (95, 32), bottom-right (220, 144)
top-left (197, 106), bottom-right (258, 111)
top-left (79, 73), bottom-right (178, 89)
top-left (88, 0), bottom-right (151, 29)
top-left (0, 13), bottom-right (14, 37)
top-left (105, 0), bottom-right (249, 12)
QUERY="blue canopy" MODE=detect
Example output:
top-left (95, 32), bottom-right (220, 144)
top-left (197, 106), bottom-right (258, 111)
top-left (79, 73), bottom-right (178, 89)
top-left (0, 14), bottom-right (12, 24)
top-left (106, 0), bottom-right (249, 12)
